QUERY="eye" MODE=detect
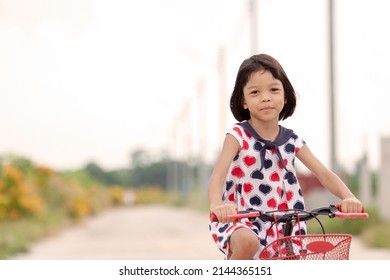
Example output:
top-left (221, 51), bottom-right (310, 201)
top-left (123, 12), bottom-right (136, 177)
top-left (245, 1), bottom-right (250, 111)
top-left (250, 90), bottom-right (259, 95)
top-left (271, 87), bottom-right (281, 93)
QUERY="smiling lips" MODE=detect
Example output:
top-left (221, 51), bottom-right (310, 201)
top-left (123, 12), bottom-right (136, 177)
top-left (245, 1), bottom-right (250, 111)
top-left (261, 106), bottom-right (273, 111)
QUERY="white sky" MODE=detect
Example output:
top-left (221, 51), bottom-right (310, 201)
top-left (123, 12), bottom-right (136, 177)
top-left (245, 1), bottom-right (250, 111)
top-left (1, 0), bottom-right (389, 172)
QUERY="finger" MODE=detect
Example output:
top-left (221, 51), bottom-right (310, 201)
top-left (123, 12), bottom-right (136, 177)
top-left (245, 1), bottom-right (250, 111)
top-left (349, 202), bottom-right (361, 213)
top-left (223, 207), bottom-right (235, 223)
top-left (220, 208), bottom-right (229, 223)
top-left (349, 201), bottom-right (361, 213)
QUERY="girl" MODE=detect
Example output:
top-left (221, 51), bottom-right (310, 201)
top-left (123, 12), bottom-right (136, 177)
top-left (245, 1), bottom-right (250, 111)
top-left (208, 54), bottom-right (362, 260)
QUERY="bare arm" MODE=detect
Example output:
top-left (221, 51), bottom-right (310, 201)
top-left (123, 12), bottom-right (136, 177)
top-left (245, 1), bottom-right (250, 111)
top-left (297, 144), bottom-right (362, 213)
top-left (208, 134), bottom-right (240, 222)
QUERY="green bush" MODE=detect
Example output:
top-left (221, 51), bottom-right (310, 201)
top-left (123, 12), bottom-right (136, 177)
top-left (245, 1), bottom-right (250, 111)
top-left (308, 206), bottom-right (378, 235)
top-left (361, 223), bottom-right (390, 248)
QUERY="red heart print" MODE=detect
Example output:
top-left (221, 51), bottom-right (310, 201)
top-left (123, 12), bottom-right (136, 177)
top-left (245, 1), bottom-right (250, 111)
top-left (231, 166), bottom-right (245, 177)
top-left (233, 127), bottom-right (242, 137)
top-left (243, 183), bottom-right (253, 193)
top-left (267, 197), bottom-right (277, 209)
top-left (278, 202), bottom-right (288, 210)
top-left (270, 172), bottom-right (280, 182)
top-left (286, 190), bottom-right (293, 201)
top-left (278, 159), bottom-right (288, 169)
top-left (242, 140), bottom-right (249, 150)
top-left (243, 156), bottom-right (256, 167)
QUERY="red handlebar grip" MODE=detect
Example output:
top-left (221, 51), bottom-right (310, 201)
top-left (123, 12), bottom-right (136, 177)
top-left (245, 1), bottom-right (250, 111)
top-left (335, 212), bottom-right (369, 219)
top-left (335, 203), bottom-right (368, 218)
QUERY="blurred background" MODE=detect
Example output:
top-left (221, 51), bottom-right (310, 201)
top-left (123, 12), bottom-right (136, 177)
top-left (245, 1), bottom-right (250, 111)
top-left (1, 0), bottom-right (390, 259)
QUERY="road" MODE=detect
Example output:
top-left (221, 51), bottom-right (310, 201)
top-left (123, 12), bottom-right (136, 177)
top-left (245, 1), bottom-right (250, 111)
top-left (12, 205), bottom-right (390, 260)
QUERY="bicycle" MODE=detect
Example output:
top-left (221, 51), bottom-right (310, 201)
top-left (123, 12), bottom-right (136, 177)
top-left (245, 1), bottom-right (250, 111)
top-left (227, 204), bottom-right (368, 260)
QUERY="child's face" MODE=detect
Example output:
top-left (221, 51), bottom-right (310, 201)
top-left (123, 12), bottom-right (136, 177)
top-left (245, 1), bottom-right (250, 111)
top-left (242, 70), bottom-right (285, 123)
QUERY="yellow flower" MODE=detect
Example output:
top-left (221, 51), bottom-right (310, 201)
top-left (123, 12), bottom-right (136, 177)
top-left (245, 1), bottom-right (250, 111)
top-left (4, 164), bottom-right (23, 184)
top-left (35, 166), bottom-right (54, 176)
top-left (19, 195), bottom-right (44, 215)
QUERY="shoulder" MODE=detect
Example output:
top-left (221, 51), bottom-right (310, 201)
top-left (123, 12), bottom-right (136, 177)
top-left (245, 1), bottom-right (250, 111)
top-left (280, 125), bottom-right (306, 150)
top-left (226, 122), bottom-right (252, 150)
top-left (227, 122), bottom-right (251, 140)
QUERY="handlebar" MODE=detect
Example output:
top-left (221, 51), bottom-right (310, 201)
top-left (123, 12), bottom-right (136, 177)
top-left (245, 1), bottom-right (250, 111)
top-left (227, 204), bottom-right (368, 222)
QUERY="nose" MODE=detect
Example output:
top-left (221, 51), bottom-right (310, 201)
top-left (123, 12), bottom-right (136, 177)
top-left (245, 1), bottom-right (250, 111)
top-left (261, 91), bottom-right (271, 102)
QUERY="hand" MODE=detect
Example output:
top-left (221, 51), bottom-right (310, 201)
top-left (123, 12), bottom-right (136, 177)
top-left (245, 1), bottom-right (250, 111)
top-left (340, 197), bottom-right (363, 213)
top-left (210, 204), bottom-right (237, 223)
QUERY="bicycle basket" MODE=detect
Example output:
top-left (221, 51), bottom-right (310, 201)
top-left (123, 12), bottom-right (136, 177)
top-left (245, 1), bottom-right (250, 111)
top-left (260, 234), bottom-right (352, 260)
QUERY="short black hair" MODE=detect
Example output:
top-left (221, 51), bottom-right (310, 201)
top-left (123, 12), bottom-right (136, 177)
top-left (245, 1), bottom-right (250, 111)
top-left (230, 54), bottom-right (297, 121)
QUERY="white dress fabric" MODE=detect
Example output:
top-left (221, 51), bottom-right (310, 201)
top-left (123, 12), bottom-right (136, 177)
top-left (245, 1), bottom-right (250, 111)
top-left (209, 121), bottom-right (307, 259)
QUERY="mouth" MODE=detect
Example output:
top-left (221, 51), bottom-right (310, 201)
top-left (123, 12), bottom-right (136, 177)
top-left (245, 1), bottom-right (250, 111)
top-left (261, 106), bottom-right (273, 111)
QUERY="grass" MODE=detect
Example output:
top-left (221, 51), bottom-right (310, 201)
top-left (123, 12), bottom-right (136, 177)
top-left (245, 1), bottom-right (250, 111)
top-left (361, 223), bottom-right (390, 248)
top-left (0, 210), bottom-right (71, 259)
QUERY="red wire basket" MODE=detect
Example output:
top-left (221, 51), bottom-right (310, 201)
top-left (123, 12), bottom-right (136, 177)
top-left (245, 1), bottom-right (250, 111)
top-left (260, 234), bottom-right (352, 260)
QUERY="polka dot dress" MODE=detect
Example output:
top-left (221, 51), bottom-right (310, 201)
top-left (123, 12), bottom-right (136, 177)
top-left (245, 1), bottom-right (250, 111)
top-left (209, 121), bottom-right (307, 259)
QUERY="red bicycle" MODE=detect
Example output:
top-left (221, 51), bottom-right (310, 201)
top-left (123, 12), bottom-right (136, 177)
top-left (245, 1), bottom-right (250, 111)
top-left (228, 204), bottom-right (368, 260)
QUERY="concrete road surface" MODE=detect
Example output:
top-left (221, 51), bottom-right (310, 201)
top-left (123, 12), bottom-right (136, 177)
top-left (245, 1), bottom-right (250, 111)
top-left (12, 205), bottom-right (390, 260)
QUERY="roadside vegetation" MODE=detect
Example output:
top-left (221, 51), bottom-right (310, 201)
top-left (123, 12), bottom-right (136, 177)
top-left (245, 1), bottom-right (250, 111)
top-left (0, 155), bottom-right (125, 259)
top-left (1, 149), bottom-right (388, 260)
top-left (0, 150), bottom-right (202, 259)
top-left (308, 205), bottom-right (390, 249)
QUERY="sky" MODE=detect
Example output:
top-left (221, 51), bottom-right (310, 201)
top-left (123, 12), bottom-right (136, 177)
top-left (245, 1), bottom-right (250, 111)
top-left (1, 0), bottom-right (389, 173)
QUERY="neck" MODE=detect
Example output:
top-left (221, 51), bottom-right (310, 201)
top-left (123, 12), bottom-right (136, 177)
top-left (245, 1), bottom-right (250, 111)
top-left (247, 120), bottom-right (280, 141)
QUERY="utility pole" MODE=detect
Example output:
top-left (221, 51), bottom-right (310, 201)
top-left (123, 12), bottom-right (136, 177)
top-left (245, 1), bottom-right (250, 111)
top-left (249, 0), bottom-right (259, 54)
top-left (327, 0), bottom-right (340, 204)
top-left (329, 0), bottom-right (338, 175)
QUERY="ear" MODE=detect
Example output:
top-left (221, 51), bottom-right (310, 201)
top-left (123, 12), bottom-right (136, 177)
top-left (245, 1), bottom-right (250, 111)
top-left (242, 97), bottom-right (248, 109)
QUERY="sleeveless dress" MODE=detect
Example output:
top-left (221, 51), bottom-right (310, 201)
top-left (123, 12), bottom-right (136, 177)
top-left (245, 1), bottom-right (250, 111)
top-left (209, 121), bottom-right (307, 259)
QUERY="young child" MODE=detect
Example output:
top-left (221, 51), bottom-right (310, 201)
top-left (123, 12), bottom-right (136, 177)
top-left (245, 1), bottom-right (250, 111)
top-left (208, 54), bottom-right (362, 260)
